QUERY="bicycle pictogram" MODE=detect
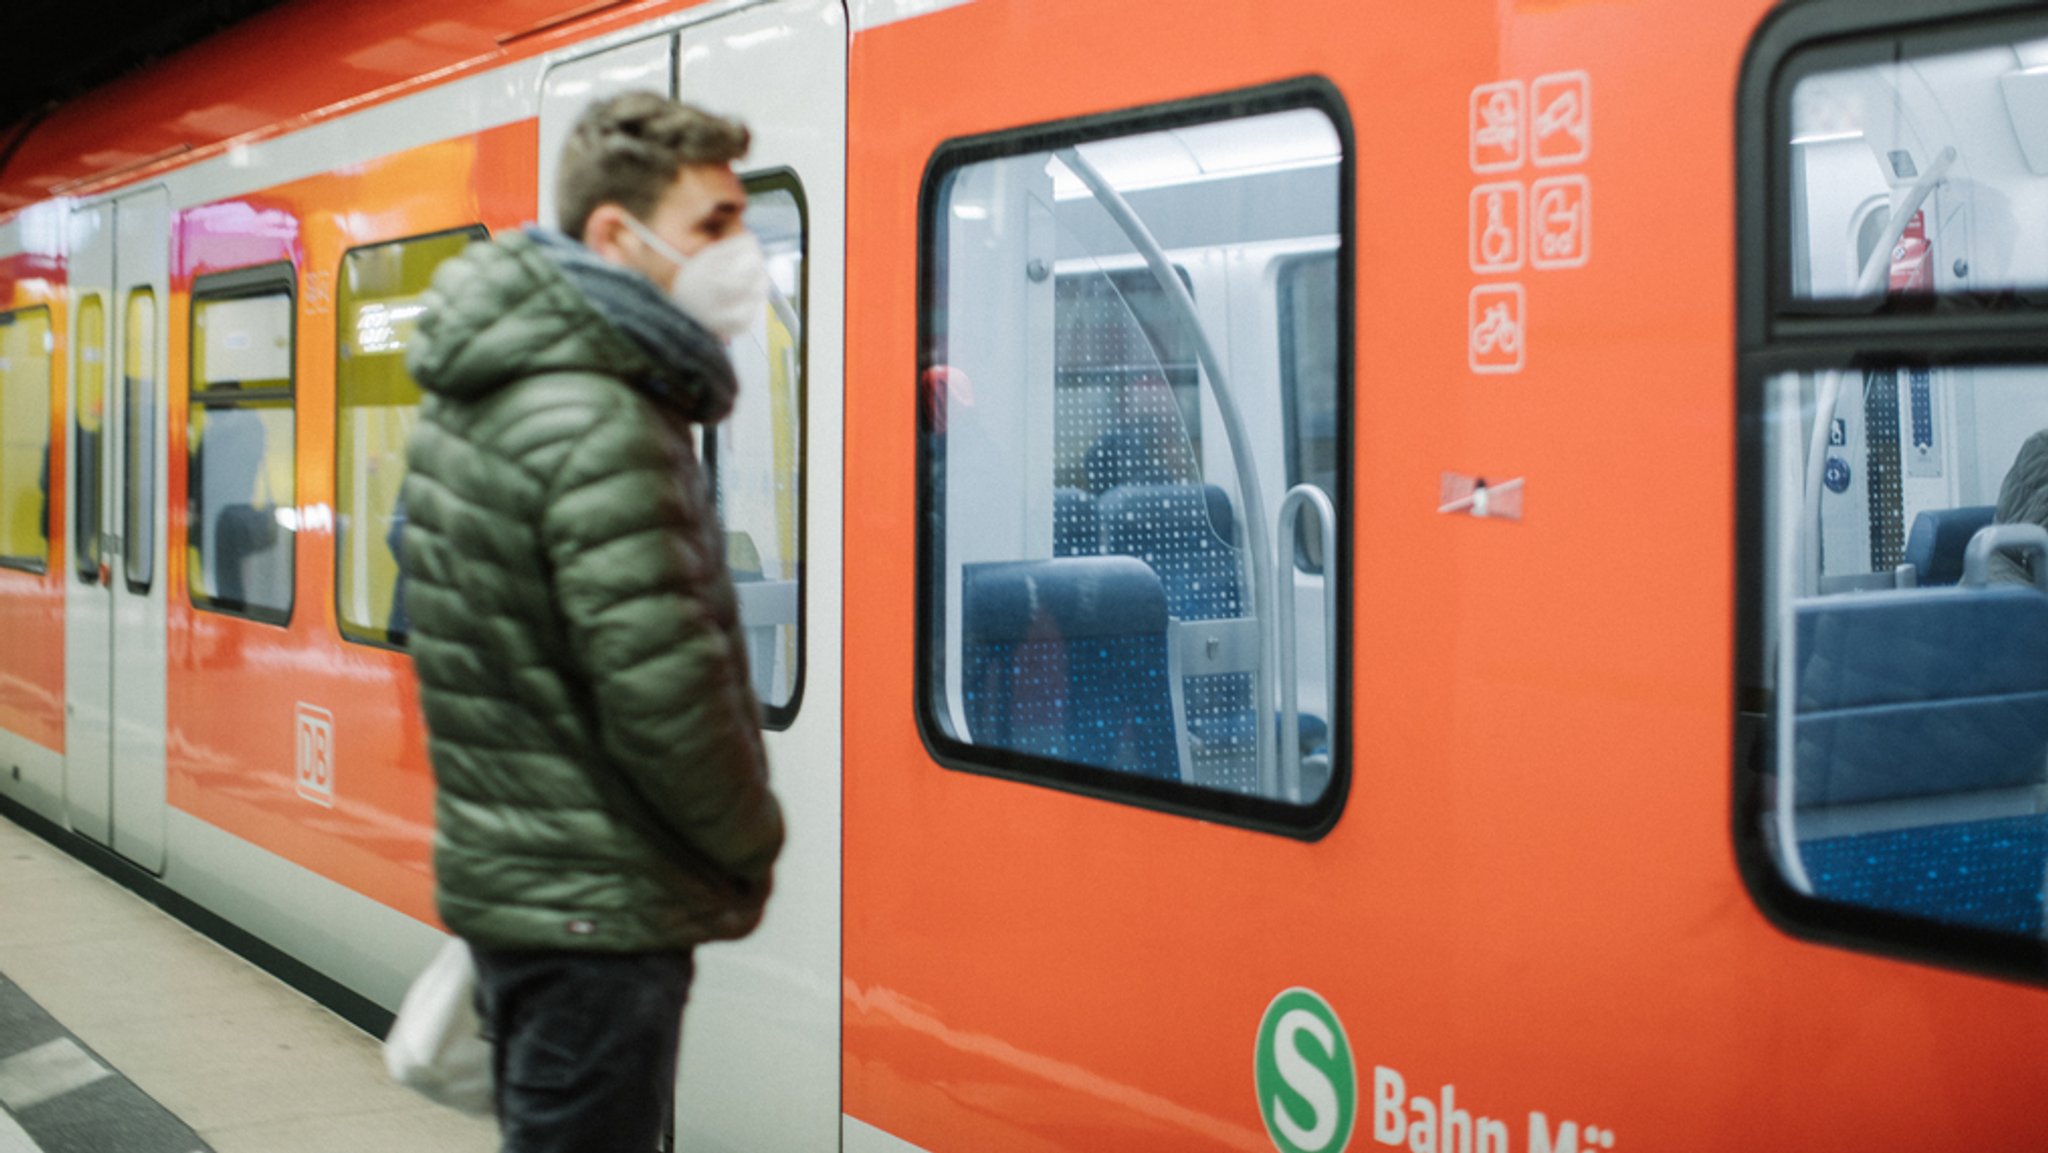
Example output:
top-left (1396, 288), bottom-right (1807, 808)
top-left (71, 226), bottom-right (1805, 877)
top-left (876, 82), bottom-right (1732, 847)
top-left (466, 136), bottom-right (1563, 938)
top-left (1469, 284), bottom-right (1526, 374)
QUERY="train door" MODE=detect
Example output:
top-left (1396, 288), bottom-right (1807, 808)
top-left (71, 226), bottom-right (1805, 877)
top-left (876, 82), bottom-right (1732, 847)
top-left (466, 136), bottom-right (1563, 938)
top-left (63, 202), bottom-right (115, 845)
top-left (536, 5), bottom-right (848, 1146)
top-left (61, 188), bottom-right (168, 870)
top-left (670, 3), bottom-right (846, 1148)
top-left (111, 188), bottom-right (168, 872)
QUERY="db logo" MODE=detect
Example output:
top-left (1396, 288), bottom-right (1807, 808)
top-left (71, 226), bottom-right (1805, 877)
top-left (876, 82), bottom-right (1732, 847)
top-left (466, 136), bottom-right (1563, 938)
top-left (296, 703), bottom-right (335, 807)
top-left (1256, 988), bottom-right (1357, 1153)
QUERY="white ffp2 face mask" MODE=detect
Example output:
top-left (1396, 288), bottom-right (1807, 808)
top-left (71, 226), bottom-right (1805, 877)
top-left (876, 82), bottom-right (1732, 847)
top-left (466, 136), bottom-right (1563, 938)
top-left (621, 215), bottom-right (770, 340)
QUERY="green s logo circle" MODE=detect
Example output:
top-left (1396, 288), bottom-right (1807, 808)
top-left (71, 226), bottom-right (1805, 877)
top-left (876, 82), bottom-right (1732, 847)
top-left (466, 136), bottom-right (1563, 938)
top-left (1255, 988), bottom-right (1357, 1153)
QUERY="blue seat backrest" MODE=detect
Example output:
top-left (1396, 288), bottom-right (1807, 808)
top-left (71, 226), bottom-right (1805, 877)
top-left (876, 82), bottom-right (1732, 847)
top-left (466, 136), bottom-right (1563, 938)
top-left (1097, 483), bottom-right (1242, 621)
top-left (1793, 585), bottom-right (2048, 806)
top-left (1902, 505), bottom-right (1995, 586)
top-left (1097, 482), bottom-right (1263, 790)
top-left (1054, 487), bottom-right (1099, 557)
top-left (961, 556), bottom-right (1180, 780)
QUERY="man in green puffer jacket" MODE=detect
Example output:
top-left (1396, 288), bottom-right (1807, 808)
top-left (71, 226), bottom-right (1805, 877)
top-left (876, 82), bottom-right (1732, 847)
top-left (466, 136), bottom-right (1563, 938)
top-left (399, 92), bottom-right (783, 1152)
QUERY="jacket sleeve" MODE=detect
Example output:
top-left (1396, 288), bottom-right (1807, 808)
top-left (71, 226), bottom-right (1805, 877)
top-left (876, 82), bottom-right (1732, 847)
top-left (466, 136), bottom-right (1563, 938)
top-left (537, 396), bottom-right (783, 886)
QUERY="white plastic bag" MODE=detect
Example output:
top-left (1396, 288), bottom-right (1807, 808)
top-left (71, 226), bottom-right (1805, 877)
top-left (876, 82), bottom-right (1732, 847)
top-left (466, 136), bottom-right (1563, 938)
top-left (384, 937), bottom-right (494, 1116)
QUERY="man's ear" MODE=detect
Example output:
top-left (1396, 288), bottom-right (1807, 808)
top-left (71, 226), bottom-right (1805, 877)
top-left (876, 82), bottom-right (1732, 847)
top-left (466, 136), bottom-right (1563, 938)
top-left (583, 204), bottom-right (633, 265)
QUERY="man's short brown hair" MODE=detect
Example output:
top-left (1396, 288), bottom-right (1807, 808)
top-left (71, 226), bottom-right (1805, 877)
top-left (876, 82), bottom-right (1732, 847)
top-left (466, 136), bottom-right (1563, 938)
top-left (555, 92), bottom-right (751, 239)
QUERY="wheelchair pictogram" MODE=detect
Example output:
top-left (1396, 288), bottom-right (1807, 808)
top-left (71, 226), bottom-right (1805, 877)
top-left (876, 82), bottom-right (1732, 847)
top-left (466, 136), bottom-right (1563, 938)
top-left (1470, 182), bottom-right (1524, 273)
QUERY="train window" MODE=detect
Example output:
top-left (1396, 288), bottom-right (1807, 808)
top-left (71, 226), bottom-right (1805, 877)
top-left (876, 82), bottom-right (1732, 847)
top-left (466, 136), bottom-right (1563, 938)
top-left (73, 295), bottom-right (106, 583)
top-left (188, 268), bottom-right (295, 624)
top-left (0, 307), bottom-right (53, 573)
top-left (710, 175), bottom-right (806, 724)
top-left (917, 82), bottom-right (1352, 835)
top-left (1742, 13), bottom-right (2048, 979)
top-left (124, 289), bottom-right (156, 592)
top-left (1783, 28), bottom-right (2048, 305)
top-left (335, 228), bottom-right (482, 648)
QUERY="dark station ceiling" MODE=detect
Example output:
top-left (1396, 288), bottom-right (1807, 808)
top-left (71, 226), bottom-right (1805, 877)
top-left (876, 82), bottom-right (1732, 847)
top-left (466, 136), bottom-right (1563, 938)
top-left (0, 1), bottom-right (289, 165)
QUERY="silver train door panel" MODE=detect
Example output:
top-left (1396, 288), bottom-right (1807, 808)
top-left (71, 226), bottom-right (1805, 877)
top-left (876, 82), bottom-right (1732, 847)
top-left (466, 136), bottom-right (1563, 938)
top-left (111, 187), bottom-right (168, 872)
top-left (672, 1), bottom-right (847, 1149)
top-left (61, 203), bottom-right (113, 846)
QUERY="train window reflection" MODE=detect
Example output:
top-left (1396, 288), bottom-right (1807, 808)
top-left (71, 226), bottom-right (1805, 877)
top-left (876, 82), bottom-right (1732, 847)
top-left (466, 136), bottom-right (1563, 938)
top-left (0, 307), bottom-right (53, 573)
top-left (74, 296), bottom-right (106, 583)
top-left (1759, 364), bottom-right (2048, 940)
top-left (1786, 32), bottom-right (2048, 303)
top-left (335, 228), bottom-right (481, 648)
top-left (125, 290), bottom-right (156, 591)
top-left (189, 273), bottom-right (294, 624)
top-left (918, 87), bottom-right (1349, 830)
top-left (712, 177), bottom-right (806, 725)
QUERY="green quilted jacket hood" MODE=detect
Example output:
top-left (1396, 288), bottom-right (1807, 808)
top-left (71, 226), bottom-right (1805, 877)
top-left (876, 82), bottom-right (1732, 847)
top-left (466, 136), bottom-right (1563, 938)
top-left (400, 231), bottom-right (781, 952)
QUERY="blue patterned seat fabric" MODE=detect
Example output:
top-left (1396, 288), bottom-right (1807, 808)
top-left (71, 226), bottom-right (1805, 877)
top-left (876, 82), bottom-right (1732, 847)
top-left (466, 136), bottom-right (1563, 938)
top-left (1804, 812), bottom-right (2048, 936)
top-left (961, 556), bottom-right (1180, 780)
top-left (1795, 585), bottom-right (2048, 933)
top-left (1099, 483), bottom-right (1258, 792)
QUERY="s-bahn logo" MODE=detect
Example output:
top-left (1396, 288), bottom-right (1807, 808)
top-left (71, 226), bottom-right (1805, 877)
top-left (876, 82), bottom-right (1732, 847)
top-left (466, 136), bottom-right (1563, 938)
top-left (1256, 987), bottom-right (1357, 1153)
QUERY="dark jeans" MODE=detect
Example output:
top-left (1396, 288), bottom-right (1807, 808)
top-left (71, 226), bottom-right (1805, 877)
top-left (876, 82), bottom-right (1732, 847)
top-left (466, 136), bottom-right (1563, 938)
top-left (471, 948), bottom-right (695, 1153)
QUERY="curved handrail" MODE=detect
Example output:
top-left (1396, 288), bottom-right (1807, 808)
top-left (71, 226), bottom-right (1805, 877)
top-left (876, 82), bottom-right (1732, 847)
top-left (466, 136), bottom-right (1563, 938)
top-left (1962, 522), bottom-right (2048, 594)
top-left (1277, 484), bottom-right (1338, 804)
top-left (1055, 145), bottom-right (1278, 794)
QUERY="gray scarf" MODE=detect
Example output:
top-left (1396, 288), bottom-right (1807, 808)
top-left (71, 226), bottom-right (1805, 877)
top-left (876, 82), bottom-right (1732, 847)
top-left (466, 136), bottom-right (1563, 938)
top-left (524, 227), bottom-right (739, 425)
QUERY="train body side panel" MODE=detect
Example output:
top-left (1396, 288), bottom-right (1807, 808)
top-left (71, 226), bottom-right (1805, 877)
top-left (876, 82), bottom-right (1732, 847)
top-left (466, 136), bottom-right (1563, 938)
top-left (165, 124), bottom-right (537, 927)
top-left (842, 1), bottom-right (2048, 1150)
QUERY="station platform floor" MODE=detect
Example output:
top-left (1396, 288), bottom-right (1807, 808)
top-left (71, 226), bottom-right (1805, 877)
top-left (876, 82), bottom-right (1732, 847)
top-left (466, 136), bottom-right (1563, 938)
top-left (0, 814), bottom-right (495, 1153)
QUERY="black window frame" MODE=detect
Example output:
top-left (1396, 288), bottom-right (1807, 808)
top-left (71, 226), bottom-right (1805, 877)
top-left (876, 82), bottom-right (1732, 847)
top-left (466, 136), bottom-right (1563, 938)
top-left (0, 304), bottom-right (54, 576)
top-left (1736, 0), bottom-right (2048, 985)
top-left (703, 167), bottom-right (810, 731)
top-left (187, 261), bottom-right (297, 628)
top-left (914, 77), bottom-right (1356, 840)
top-left (332, 225), bottom-right (487, 651)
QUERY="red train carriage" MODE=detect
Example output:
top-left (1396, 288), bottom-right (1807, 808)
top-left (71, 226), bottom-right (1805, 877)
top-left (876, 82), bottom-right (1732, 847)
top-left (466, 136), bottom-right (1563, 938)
top-left (0, 0), bottom-right (2043, 1150)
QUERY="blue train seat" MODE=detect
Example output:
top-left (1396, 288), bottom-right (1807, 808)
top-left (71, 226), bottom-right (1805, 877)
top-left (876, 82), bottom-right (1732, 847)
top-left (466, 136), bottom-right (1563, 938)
top-left (1097, 483), bottom-right (1241, 619)
top-left (1901, 505), bottom-right (1995, 586)
top-left (1096, 483), bottom-right (1261, 790)
top-left (1793, 585), bottom-right (2048, 933)
top-left (961, 556), bottom-right (1182, 781)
